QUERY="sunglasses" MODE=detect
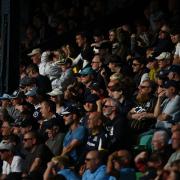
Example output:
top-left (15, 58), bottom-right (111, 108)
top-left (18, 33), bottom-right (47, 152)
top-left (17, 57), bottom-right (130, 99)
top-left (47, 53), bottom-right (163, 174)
top-left (140, 85), bottom-right (149, 89)
top-left (103, 105), bottom-right (114, 108)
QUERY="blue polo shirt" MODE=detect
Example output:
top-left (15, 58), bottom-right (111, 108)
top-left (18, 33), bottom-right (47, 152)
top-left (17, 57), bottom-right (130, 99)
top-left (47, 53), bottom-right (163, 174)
top-left (57, 168), bottom-right (80, 180)
top-left (82, 165), bottom-right (111, 180)
top-left (63, 125), bottom-right (86, 161)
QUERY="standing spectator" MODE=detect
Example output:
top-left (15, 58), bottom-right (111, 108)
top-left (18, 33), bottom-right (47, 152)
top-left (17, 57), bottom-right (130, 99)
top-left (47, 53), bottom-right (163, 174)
top-left (27, 48), bottom-right (41, 66)
top-left (51, 57), bottom-right (75, 91)
top-left (26, 64), bottom-right (52, 94)
top-left (73, 31), bottom-right (94, 69)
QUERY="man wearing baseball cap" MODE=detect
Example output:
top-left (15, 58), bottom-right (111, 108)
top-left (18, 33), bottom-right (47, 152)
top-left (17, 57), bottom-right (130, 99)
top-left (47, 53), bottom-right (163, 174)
top-left (0, 140), bottom-right (24, 179)
top-left (155, 80), bottom-right (180, 129)
top-left (61, 105), bottom-right (87, 164)
top-left (27, 48), bottom-right (41, 65)
top-left (155, 52), bottom-right (172, 70)
top-left (168, 64), bottom-right (180, 81)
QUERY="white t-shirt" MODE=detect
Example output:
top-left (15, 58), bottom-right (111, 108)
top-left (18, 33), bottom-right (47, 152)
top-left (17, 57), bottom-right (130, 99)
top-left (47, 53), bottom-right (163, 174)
top-left (175, 42), bottom-right (180, 57)
top-left (2, 156), bottom-right (24, 175)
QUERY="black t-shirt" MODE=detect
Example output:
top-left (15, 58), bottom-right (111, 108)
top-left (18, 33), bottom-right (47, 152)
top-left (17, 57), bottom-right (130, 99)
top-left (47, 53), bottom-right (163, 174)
top-left (23, 144), bottom-right (53, 175)
top-left (105, 115), bottom-right (129, 151)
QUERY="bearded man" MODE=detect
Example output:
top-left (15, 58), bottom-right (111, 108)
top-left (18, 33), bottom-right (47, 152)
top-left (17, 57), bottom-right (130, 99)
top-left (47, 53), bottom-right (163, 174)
top-left (127, 80), bottom-right (157, 134)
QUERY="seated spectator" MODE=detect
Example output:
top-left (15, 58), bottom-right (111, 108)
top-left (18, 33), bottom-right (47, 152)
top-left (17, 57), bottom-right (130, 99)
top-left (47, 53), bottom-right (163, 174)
top-left (103, 98), bottom-right (129, 151)
top-left (151, 130), bottom-right (172, 163)
top-left (25, 87), bottom-right (42, 121)
top-left (79, 66), bottom-right (96, 98)
top-left (44, 155), bottom-right (80, 180)
top-left (152, 24), bottom-right (173, 54)
top-left (141, 152), bottom-right (166, 180)
top-left (82, 150), bottom-right (111, 180)
top-left (22, 131), bottom-right (53, 179)
top-left (165, 130), bottom-right (180, 169)
top-left (90, 54), bottom-right (107, 89)
top-left (47, 88), bottom-right (65, 115)
top-left (1, 120), bottom-right (13, 141)
top-left (146, 55), bottom-right (159, 81)
top-left (168, 64), bottom-right (180, 81)
top-left (9, 90), bottom-right (26, 120)
top-left (45, 120), bottom-right (65, 155)
top-left (127, 80), bottom-right (157, 134)
top-left (131, 56), bottom-right (149, 91)
top-left (0, 140), bottom-right (24, 179)
top-left (108, 82), bottom-right (133, 117)
top-left (85, 111), bottom-right (108, 152)
top-left (40, 99), bottom-right (65, 136)
top-left (61, 105), bottom-right (87, 164)
top-left (155, 51), bottom-right (172, 71)
top-left (80, 93), bottom-right (99, 127)
top-left (154, 80), bottom-right (180, 129)
top-left (107, 150), bottom-right (136, 180)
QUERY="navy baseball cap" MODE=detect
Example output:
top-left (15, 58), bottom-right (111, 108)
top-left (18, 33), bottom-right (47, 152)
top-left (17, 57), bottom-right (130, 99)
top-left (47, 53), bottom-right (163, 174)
top-left (163, 80), bottom-right (178, 89)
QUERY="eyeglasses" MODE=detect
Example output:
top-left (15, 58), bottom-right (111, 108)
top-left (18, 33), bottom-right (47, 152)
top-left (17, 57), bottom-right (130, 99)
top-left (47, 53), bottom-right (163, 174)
top-left (132, 63), bottom-right (140, 66)
top-left (23, 138), bottom-right (32, 142)
top-left (103, 105), bottom-right (114, 108)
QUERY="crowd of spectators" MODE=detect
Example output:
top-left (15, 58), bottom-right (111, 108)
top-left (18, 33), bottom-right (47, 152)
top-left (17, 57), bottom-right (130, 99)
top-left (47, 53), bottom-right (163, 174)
top-left (0, 0), bottom-right (180, 179)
